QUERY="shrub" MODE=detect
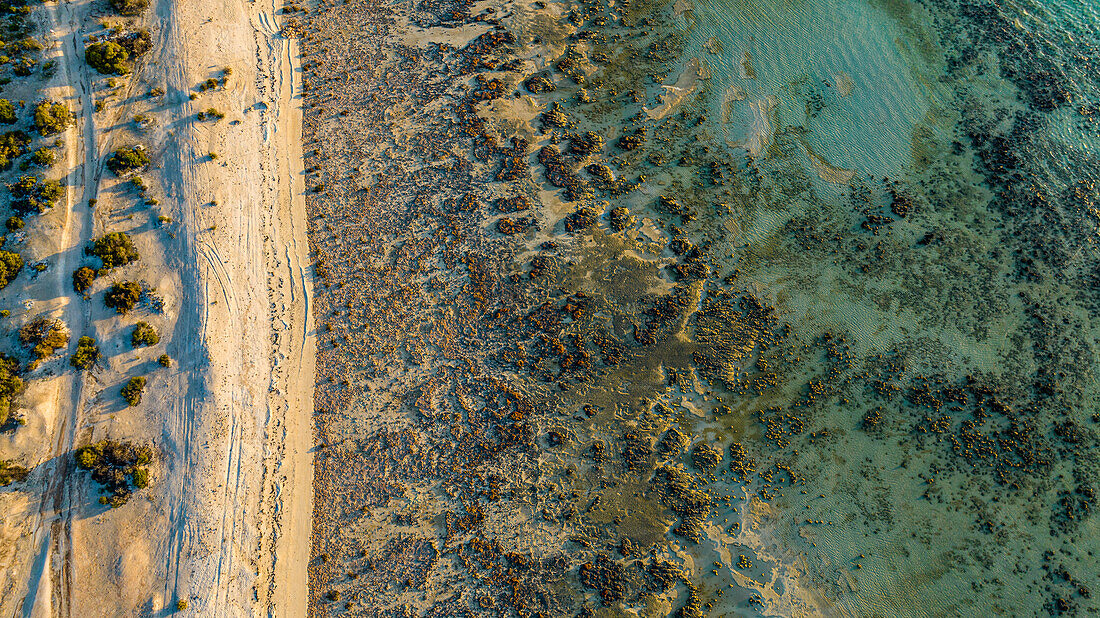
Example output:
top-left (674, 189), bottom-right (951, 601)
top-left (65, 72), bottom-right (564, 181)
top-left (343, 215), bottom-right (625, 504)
top-left (8, 175), bottom-right (64, 213)
top-left (31, 147), bottom-right (55, 167)
top-left (84, 41), bottom-right (129, 75)
top-left (121, 376), bottom-right (145, 406)
top-left (109, 0), bottom-right (148, 15)
top-left (157, 353), bottom-right (171, 367)
top-left (104, 281), bottom-right (141, 314)
top-left (131, 321), bottom-right (158, 347)
top-left (0, 130), bottom-right (30, 168)
top-left (0, 99), bottom-right (16, 124)
top-left (197, 108), bottom-right (224, 121)
top-left (131, 467), bottom-right (148, 488)
top-left (5, 216), bottom-right (22, 231)
top-left (19, 316), bottom-right (69, 362)
top-left (87, 232), bottom-right (139, 270)
top-left (0, 459), bottom-right (28, 486)
top-left (118, 30), bottom-right (151, 57)
top-left (33, 101), bottom-right (72, 136)
top-left (72, 266), bottom-right (96, 293)
top-left (0, 355), bottom-right (22, 427)
top-left (70, 336), bottom-right (99, 369)
top-left (0, 250), bottom-right (23, 289)
top-left (75, 439), bottom-right (153, 505)
top-left (105, 146), bottom-right (149, 174)
top-left (176, 600), bottom-right (188, 611)
top-left (13, 58), bottom-right (36, 76)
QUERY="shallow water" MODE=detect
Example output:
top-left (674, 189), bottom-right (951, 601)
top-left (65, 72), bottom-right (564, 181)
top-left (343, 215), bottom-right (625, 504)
top-left (663, 0), bottom-right (1100, 613)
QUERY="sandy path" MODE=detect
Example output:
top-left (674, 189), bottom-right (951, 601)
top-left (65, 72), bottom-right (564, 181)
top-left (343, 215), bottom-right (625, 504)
top-left (15, 0), bottom-right (98, 615)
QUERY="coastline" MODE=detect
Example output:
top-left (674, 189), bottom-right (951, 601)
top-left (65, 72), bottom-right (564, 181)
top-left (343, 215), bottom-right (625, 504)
top-left (257, 19), bottom-right (314, 618)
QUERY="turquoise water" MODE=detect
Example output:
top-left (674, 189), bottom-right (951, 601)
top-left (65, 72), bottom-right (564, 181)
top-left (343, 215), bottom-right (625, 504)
top-left (619, 0), bottom-right (1100, 613)
top-left (691, 0), bottom-right (932, 176)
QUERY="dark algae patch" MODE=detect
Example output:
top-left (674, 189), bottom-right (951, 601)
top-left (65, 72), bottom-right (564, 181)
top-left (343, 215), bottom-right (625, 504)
top-left (295, 0), bottom-right (1100, 614)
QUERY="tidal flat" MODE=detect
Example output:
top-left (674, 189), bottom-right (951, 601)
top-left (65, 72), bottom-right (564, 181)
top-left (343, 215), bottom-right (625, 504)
top-left (295, 0), bottom-right (1100, 613)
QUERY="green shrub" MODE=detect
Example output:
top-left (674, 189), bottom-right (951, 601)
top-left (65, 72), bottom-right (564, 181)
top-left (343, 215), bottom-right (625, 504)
top-left (19, 316), bottom-right (69, 362)
top-left (84, 41), bottom-right (129, 75)
top-left (31, 147), bottom-right (54, 167)
top-left (72, 266), bottom-right (96, 293)
top-left (0, 99), bottom-right (16, 124)
top-left (12, 57), bottom-right (36, 76)
top-left (70, 336), bottom-right (99, 369)
top-left (121, 376), bottom-right (145, 406)
top-left (0, 460), bottom-right (28, 486)
top-left (104, 281), bottom-right (141, 314)
top-left (157, 353), bottom-right (171, 367)
top-left (0, 355), bottom-right (22, 427)
top-left (196, 108), bottom-right (224, 121)
top-left (131, 321), bottom-right (158, 347)
top-left (0, 250), bottom-right (23, 289)
top-left (176, 600), bottom-right (188, 611)
top-left (130, 467), bottom-right (149, 488)
top-left (0, 130), bottom-right (30, 168)
top-left (33, 101), bottom-right (72, 136)
top-left (75, 439), bottom-right (153, 505)
top-left (109, 0), bottom-right (149, 15)
top-left (87, 232), bottom-right (139, 270)
top-left (8, 175), bottom-right (64, 213)
top-left (105, 146), bottom-right (149, 174)
top-left (118, 30), bottom-right (151, 57)
top-left (5, 216), bottom-right (22, 231)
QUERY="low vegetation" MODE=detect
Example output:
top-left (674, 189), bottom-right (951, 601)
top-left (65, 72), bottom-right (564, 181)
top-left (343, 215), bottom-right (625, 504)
top-left (87, 231), bottom-right (139, 271)
top-left (157, 353), bottom-right (171, 367)
top-left (109, 0), bottom-right (148, 16)
top-left (85, 41), bottom-right (129, 75)
top-left (131, 321), bottom-right (158, 347)
top-left (5, 216), bottom-right (22, 230)
top-left (196, 108), bottom-right (225, 121)
top-left (0, 129), bottom-right (29, 168)
top-left (72, 265), bottom-right (95, 293)
top-left (0, 249), bottom-right (23, 289)
top-left (104, 281), bottom-right (141, 314)
top-left (19, 316), bottom-right (68, 365)
top-left (0, 99), bottom-right (17, 124)
top-left (84, 29), bottom-right (151, 75)
top-left (120, 376), bottom-right (145, 406)
top-left (0, 459), bottom-right (28, 486)
top-left (0, 355), bottom-right (22, 427)
top-left (75, 439), bottom-right (152, 507)
top-left (69, 336), bottom-right (99, 369)
top-left (33, 101), bottom-right (72, 136)
top-left (105, 146), bottom-right (149, 174)
top-left (8, 174), bottom-right (63, 213)
top-left (30, 147), bottom-right (54, 167)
